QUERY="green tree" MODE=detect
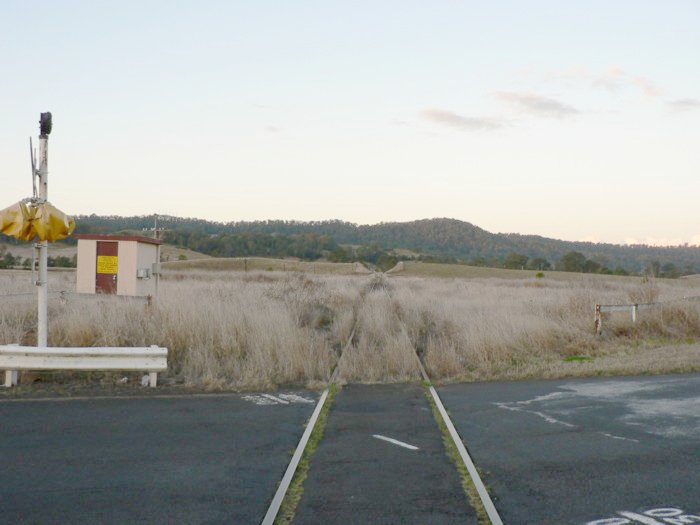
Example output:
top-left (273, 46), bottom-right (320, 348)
top-left (559, 251), bottom-right (586, 272)
top-left (528, 257), bottom-right (551, 270)
top-left (1, 251), bottom-right (17, 269)
top-left (328, 246), bottom-right (352, 263)
top-left (377, 253), bottom-right (398, 272)
top-left (504, 252), bottom-right (528, 269)
top-left (583, 259), bottom-right (601, 273)
top-left (645, 260), bottom-right (661, 277)
top-left (660, 263), bottom-right (679, 278)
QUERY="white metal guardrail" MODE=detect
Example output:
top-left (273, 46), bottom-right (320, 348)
top-left (1, 345), bottom-right (167, 388)
top-left (594, 296), bottom-right (700, 334)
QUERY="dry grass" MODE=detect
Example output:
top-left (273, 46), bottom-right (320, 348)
top-left (160, 244), bottom-right (211, 262)
top-left (1, 264), bottom-right (700, 389)
top-left (399, 261), bottom-right (700, 285)
top-left (337, 284), bottom-right (421, 383)
top-left (162, 257), bottom-right (361, 275)
top-left (390, 274), bottom-right (700, 382)
top-left (0, 242), bottom-right (211, 263)
top-left (0, 269), bottom-right (359, 389)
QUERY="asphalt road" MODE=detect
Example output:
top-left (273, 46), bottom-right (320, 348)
top-left (0, 392), bottom-right (317, 524)
top-left (293, 383), bottom-right (477, 524)
top-left (438, 373), bottom-right (700, 525)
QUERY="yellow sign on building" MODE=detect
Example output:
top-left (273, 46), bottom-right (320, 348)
top-left (96, 256), bottom-right (118, 274)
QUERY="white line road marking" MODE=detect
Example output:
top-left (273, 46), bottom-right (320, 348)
top-left (617, 511), bottom-right (665, 524)
top-left (261, 394), bottom-right (290, 404)
top-left (277, 393), bottom-right (315, 404)
top-left (598, 432), bottom-right (640, 443)
top-left (241, 392), bottom-right (316, 406)
top-left (496, 403), bottom-right (641, 442)
top-left (372, 434), bottom-right (419, 450)
top-left (587, 507), bottom-right (700, 524)
top-left (242, 394), bottom-right (279, 405)
top-left (495, 402), bottom-right (576, 427)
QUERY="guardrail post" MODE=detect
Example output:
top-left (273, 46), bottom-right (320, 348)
top-left (3, 344), bottom-right (19, 387)
top-left (149, 345), bottom-right (159, 387)
top-left (594, 304), bottom-right (602, 334)
top-left (632, 304), bottom-right (638, 323)
top-left (4, 370), bottom-right (18, 387)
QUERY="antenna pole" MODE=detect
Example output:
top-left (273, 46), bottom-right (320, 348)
top-left (36, 113), bottom-right (51, 348)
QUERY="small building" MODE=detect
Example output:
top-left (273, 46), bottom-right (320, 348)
top-left (74, 234), bottom-right (162, 296)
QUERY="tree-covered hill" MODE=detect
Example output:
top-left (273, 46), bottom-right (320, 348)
top-left (4, 214), bottom-right (698, 274)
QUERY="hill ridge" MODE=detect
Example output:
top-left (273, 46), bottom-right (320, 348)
top-left (3, 215), bottom-right (697, 274)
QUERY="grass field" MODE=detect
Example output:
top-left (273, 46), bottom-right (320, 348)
top-left (0, 241), bottom-right (210, 263)
top-left (396, 260), bottom-right (682, 282)
top-left (163, 256), bottom-right (368, 275)
top-left (1, 262), bottom-right (699, 389)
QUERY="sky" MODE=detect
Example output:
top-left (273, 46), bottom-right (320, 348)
top-left (1, 1), bottom-right (699, 245)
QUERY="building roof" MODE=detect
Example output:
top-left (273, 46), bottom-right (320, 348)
top-left (74, 234), bottom-right (164, 245)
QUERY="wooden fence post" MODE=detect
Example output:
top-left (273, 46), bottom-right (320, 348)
top-left (594, 304), bottom-right (602, 334)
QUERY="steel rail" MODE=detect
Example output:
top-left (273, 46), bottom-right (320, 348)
top-left (382, 278), bottom-right (504, 525)
top-left (260, 305), bottom-right (359, 524)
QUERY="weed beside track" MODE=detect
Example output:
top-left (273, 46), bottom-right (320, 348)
top-left (2, 268), bottom-right (700, 389)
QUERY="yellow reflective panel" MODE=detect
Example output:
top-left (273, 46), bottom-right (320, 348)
top-left (0, 201), bottom-right (75, 242)
top-left (32, 203), bottom-right (76, 242)
top-left (0, 202), bottom-right (36, 241)
top-left (96, 256), bottom-right (118, 274)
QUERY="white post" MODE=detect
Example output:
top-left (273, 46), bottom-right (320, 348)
top-left (37, 126), bottom-right (49, 348)
top-left (4, 370), bottom-right (18, 387)
top-left (155, 243), bottom-right (160, 296)
top-left (632, 304), bottom-right (638, 323)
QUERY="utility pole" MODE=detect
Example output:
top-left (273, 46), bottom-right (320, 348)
top-left (36, 112), bottom-right (51, 347)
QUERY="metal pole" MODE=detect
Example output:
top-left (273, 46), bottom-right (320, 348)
top-left (37, 123), bottom-right (49, 347)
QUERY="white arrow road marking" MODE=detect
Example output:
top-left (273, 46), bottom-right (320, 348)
top-left (242, 393), bottom-right (315, 405)
top-left (277, 393), bottom-right (315, 404)
top-left (261, 394), bottom-right (290, 404)
top-left (598, 431), bottom-right (640, 443)
top-left (617, 511), bottom-right (665, 524)
top-left (372, 434), bottom-right (419, 450)
top-left (242, 394), bottom-right (279, 405)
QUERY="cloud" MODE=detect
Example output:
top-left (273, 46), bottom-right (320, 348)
top-left (592, 67), bottom-right (663, 97)
top-left (668, 98), bottom-right (700, 111)
top-left (520, 66), bottom-right (664, 98)
top-left (591, 66), bottom-right (626, 92)
top-left (419, 109), bottom-right (504, 130)
top-left (632, 76), bottom-right (663, 97)
top-left (265, 125), bottom-right (282, 133)
top-left (494, 92), bottom-right (579, 118)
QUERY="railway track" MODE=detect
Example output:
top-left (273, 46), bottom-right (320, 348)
top-left (262, 273), bottom-right (502, 524)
